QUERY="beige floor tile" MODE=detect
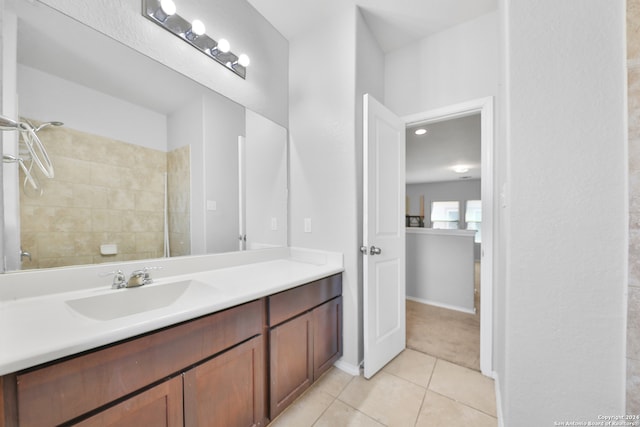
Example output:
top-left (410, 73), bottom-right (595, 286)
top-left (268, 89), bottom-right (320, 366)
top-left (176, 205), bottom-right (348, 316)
top-left (314, 400), bottom-right (385, 427)
top-left (382, 348), bottom-right (437, 388)
top-left (428, 359), bottom-right (496, 416)
top-left (269, 387), bottom-right (335, 427)
top-left (338, 371), bottom-right (425, 426)
top-left (416, 390), bottom-right (497, 427)
top-left (314, 367), bottom-right (355, 397)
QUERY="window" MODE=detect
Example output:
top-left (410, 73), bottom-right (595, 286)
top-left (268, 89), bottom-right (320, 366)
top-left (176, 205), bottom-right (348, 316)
top-left (465, 200), bottom-right (482, 243)
top-left (431, 201), bottom-right (459, 229)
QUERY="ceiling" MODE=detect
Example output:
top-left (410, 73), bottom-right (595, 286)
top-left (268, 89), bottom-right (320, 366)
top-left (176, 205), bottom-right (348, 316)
top-left (247, 0), bottom-right (497, 52)
top-left (406, 114), bottom-right (481, 184)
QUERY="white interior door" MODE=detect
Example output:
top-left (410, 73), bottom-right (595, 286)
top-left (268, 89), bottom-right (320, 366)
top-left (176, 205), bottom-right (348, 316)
top-left (363, 94), bottom-right (406, 379)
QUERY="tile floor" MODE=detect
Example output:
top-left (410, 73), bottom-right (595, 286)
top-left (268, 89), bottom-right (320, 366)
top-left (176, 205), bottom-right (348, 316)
top-left (269, 349), bottom-right (498, 427)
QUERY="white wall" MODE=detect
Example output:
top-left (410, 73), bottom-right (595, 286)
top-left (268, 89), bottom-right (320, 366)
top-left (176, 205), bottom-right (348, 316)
top-left (290, 5), bottom-right (386, 372)
top-left (498, 0), bottom-right (627, 423)
top-left (245, 109), bottom-right (287, 249)
top-left (289, 6), bottom-right (359, 370)
top-left (18, 64), bottom-right (167, 151)
top-left (37, 0), bottom-right (289, 127)
top-left (384, 11), bottom-right (499, 116)
top-left (203, 92), bottom-right (245, 254)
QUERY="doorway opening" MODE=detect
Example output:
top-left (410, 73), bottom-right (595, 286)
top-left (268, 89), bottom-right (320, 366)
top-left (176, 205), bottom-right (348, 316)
top-left (402, 97), bottom-right (494, 376)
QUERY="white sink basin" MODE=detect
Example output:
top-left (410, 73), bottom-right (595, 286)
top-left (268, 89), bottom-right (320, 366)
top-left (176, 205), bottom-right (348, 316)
top-left (65, 280), bottom-right (219, 321)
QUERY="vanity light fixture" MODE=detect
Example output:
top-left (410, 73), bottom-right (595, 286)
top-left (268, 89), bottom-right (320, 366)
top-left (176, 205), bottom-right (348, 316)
top-left (185, 19), bottom-right (205, 41)
top-left (142, 0), bottom-right (250, 79)
top-left (154, 0), bottom-right (176, 22)
top-left (210, 38), bottom-right (231, 56)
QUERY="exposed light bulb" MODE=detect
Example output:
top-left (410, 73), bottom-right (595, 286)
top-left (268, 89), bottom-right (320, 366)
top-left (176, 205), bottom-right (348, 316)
top-left (414, 128), bottom-right (427, 135)
top-left (155, 0), bottom-right (176, 22)
top-left (237, 54), bottom-right (250, 67)
top-left (185, 19), bottom-right (206, 41)
top-left (211, 38), bottom-right (230, 56)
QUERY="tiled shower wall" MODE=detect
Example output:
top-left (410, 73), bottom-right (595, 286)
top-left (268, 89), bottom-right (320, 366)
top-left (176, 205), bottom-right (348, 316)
top-left (628, 0), bottom-right (640, 414)
top-left (19, 122), bottom-right (188, 269)
top-left (167, 145), bottom-right (190, 258)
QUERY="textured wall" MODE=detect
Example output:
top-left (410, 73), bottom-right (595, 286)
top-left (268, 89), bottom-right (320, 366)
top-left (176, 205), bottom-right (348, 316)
top-left (628, 0), bottom-right (640, 414)
top-left (500, 0), bottom-right (627, 423)
top-left (20, 121), bottom-right (168, 268)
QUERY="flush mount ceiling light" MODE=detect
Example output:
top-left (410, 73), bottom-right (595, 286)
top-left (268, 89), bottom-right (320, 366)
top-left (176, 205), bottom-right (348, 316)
top-left (142, 0), bottom-right (250, 79)
top-left (414, 128), bottom-right (427, 135)
top-left (452, 165), bottom-right (470, 173)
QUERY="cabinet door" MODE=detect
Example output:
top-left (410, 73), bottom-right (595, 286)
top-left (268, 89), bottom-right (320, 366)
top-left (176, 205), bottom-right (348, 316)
top-left (269, 312), bottom-right (313, 418)
top-left (73, 376), bottom-right (183, 427)
top-left (184, 335), bottom-right (266, 427)
top-left (313, 296), bottom-right (343, 380)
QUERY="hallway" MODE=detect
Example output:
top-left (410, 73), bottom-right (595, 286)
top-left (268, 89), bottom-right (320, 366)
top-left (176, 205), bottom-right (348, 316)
top-left (269, 349), bottom-right (497, 426)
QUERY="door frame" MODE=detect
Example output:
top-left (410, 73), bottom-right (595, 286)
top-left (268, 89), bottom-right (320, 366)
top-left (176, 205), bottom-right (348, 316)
top-left (403, 96), bottom-right (494, 376)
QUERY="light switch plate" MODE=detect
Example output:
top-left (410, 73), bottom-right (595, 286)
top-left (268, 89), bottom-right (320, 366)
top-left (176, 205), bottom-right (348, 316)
top-left (304, 218), bottom-right (312, 233)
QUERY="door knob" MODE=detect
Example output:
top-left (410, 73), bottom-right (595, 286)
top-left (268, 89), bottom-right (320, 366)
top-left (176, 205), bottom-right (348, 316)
top-left (369, 246), bottom-right (382, 255)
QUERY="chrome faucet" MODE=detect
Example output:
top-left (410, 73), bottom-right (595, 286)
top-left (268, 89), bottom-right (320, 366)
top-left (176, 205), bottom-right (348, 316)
top-left (101, 267), bottom-right (161, 289)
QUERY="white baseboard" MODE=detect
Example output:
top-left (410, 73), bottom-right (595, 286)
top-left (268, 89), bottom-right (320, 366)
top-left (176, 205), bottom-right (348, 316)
top-left (333, 359), bottom-right (361, 376)
top-left (406, 296), bottom-right (476, 315)
top-left (493, 371), bottom-right (504, 427)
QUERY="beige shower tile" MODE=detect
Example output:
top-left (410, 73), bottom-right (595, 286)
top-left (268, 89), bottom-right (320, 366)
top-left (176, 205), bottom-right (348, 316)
top-left (628, 358), bottom-right (640, 414)
top-left (416, 390), bottom-right (497, 427)
top-left (107, 188), bottom-right (136, 210)
top-left (52, 156), bottom-right (92, 184)
top-left (314, 400), bottom-right (384, 427)
top-left (52, 207), bottom-right (92, 232)
top-left (383, 348), bottom-right (437, 388)
top-left (135, 231), bottom-right (164, 253)
top-left (313, 367), bottom-right (354, 398)
top-left (630, 230), bottom-right (640, 287)
top-left (630, 69), bottom-right (640, 141)
top-left (134, 190), bottom-right (164, 212)
top-left (269, 387), bottom-right (335, 427)
top-left (38, 232), bottom-right (77, 258)
top-left (429, 359), bottom-right (496, 416)
top-left (338, 371), bottom-right (425, 426)
top-left (629, 0), bottom-right (640, 61)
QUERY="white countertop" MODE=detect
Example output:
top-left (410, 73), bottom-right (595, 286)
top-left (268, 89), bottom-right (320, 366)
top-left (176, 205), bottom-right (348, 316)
top-left (406, 227), bottom-right (477, 237)
top-left (0, 248), bottom-right (343, 375)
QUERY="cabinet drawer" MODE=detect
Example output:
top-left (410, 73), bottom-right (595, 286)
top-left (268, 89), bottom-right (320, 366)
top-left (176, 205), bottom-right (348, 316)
top-left (268, 274), bottom-right (342, 327)
top-left (17, 299), bottom-right (264, 427)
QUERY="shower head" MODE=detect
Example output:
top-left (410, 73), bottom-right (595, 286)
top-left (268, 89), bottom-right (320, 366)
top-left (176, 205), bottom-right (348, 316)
top-left (34, 121), bottom-right (64, 132)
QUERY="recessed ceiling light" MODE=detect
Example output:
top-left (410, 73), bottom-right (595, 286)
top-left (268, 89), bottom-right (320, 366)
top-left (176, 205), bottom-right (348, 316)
top-left (414, 128), bottom-right (427, 136)
top-left (452, 165), bottom-right (470, 173)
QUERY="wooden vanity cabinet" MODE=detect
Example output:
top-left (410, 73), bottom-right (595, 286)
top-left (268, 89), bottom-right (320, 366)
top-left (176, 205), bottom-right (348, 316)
top-left (0, 273), bottom-right (343, 427)
top-left (9, 299), bottom-right (267, 427)
top-left (268, 274), bottom-right (342, 419)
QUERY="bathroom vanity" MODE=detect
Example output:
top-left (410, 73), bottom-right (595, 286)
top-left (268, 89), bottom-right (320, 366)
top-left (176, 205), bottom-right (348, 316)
top-left (0, 248), bottom-right (343, 427)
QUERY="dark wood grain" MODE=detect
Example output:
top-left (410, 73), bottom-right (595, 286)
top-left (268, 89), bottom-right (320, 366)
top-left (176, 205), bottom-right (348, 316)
top-left (268, 274), bottom-right (342, 327)
top-left (184, 335), bottom-right (266, 427)
top-left (16, 300), bottom-right (263, 427)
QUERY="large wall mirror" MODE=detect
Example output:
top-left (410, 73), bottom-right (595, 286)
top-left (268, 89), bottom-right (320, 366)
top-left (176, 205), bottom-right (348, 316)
top-left (1, 0), bottom-right (288, 272)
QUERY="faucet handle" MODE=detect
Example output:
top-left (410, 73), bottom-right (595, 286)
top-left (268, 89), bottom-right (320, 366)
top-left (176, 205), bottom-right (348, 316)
top-left (138, 266), bottom-right (163, 285)
top-left (99, 270), bottom-right (127, 289)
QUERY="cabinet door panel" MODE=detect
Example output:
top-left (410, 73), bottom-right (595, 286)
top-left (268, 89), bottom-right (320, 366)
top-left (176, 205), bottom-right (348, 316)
top-left (269, 313), bottom-right (313, 418)
top-left (74, 376), bottom-right (183, 427)
top-left (17, 300), bottom-right (263, 427)
top-left (313, 297), bottom-right (343, 380)
top-left (184, 335), bottom-right (265, 427)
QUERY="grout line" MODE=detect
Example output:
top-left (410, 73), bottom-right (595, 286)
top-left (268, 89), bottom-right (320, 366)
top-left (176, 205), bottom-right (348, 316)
top-left (428, 389), bottom-right (498, 420)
